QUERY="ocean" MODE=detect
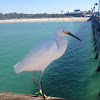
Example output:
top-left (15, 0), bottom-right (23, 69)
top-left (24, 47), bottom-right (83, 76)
top-left (0, 21), bottom-right (100, 100)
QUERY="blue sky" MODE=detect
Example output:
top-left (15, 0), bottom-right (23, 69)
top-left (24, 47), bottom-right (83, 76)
top-left (0, 0), bottom-right (99, 14)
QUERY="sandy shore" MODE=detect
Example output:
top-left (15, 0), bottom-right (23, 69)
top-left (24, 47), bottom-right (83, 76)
top-left (0, 17), bottom-right (89, 23)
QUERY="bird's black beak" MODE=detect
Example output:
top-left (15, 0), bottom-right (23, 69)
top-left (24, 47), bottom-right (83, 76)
top-left (67, 32), bottom-right (82, 41)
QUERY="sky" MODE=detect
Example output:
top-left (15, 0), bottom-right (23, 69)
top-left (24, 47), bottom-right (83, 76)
top-left (0, 0), bottom-right (99, 14)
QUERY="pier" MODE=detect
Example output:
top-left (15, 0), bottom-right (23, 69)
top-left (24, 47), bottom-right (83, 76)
top-left (90, 15), bottom-right (100, 71)
top-left (0, 92), bottom-right (67, 100)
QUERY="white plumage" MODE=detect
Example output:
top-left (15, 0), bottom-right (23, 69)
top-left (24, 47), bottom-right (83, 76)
top-left (14, 27), bottom-right (81, 73)
top-left (14, 27), bottom-right (81, 99)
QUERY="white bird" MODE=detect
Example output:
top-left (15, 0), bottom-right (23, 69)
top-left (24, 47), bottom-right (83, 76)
top-left (14, 27), bottom-right (81, 99)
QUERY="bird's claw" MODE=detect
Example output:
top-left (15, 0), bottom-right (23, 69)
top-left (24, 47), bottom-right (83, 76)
top-left (35, 89), bottom-right (50, 99)
top-left (34, 92), bottom-right (40, 94)
top-left (39, 89), bottom-right (43, 94)
top-left (46, 96), bottom-right (51, 99)
top-left (39, 89), bottom-right (50, 99)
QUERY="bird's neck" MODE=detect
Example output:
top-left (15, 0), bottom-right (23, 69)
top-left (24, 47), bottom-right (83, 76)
top-left (55, 36), bottom-right (68, 51)
top-left (52, 36), bottom-right (67, 61)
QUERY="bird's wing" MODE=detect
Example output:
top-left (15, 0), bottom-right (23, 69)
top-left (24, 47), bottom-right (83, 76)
top-left (14, 38), bottom-right (57, 73)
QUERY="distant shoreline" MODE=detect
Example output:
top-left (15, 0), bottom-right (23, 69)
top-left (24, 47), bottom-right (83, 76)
top-left (0, 17), bottom-right (89, 23)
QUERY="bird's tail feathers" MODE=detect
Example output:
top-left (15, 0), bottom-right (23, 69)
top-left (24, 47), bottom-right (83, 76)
top-left (14, 62), bottom-right (20, 68)
top-left (14, 62), bottom-right (23, 73)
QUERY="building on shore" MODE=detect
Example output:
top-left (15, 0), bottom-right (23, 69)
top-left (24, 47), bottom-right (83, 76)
top-left (65, 9), bottom-right (84, 17)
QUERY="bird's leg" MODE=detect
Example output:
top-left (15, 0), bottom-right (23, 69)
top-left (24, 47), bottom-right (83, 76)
top-left (31, 71), bottom-right (50, 99)
top-left (39, 71), bottom-right (43, 91)
top-left (39, 71), bottom-right (45, 99)
top-left (31, 71), bottom-right (40, 91)
top-left (39, 71), bottom-right (50, 99)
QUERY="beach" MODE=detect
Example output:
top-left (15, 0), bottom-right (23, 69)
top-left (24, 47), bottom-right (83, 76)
top-left (0, 17), bottom-right (89, 23)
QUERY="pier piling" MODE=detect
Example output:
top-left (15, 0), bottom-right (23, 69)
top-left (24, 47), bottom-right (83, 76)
top-left (90, 15), bottom-right (100, 71)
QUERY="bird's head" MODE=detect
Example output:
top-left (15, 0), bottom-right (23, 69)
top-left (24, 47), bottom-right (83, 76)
top-left (55, 27), bottom-right (82, 41)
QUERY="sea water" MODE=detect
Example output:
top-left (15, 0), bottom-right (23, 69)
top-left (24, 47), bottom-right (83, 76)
top-left (0, 21), bottom-right (100, 100)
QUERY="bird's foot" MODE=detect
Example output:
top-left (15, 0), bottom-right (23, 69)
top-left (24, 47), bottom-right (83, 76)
top-left (35, 89), bottom-right (50, 99)
top-left (34, 92), bottom-right (40, 94)
top-left (39, 89), bottom-right (50, 99)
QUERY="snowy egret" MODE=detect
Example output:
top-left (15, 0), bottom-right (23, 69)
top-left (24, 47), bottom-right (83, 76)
top-left (14, 27), bottom-right (81, 99)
